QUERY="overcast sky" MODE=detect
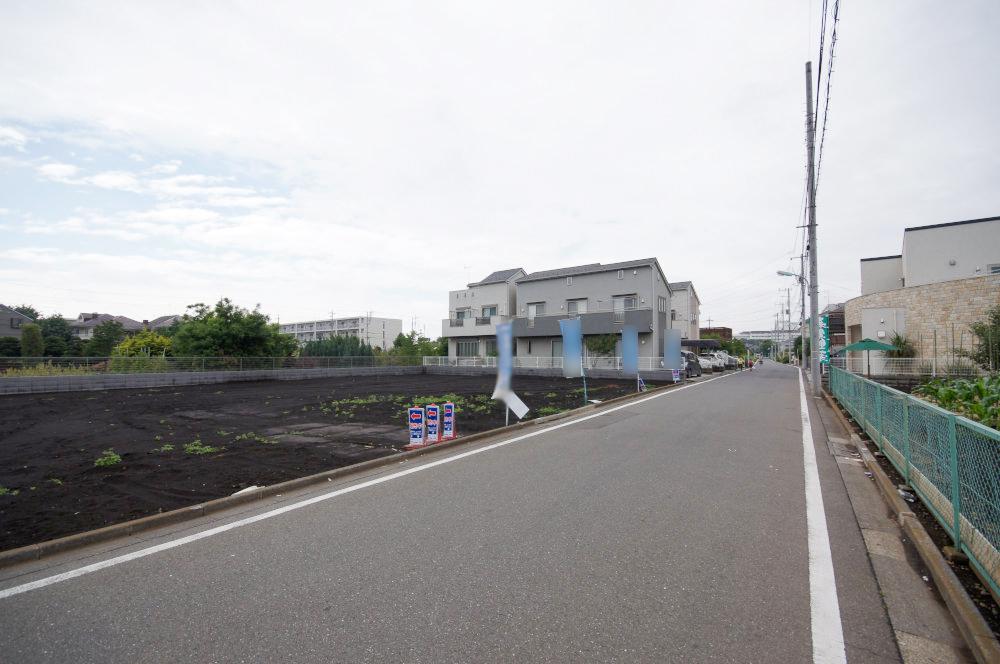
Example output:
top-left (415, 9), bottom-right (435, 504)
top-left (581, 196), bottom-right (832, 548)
top-left (1, 1), bottom-right (997, 336)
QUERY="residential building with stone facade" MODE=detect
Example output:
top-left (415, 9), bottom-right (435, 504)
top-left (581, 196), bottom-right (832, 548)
top-left (846, 216), bottom-right (1000, 367)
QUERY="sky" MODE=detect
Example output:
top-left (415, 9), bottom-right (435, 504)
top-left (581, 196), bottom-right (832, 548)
top-left (1, 1), bottom-right (998, 336)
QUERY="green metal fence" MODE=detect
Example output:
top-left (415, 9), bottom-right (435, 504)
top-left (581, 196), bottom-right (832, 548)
top-left (830, 365), bottom-right (1000, 597)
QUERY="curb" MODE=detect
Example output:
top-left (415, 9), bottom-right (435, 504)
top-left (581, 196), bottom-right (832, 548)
top-left (0, 375), bottom-right (709, 569)
top-left (822, 390), bottom-right (1000, 664)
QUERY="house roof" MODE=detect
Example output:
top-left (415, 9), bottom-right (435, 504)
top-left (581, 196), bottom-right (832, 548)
top-left (904, 215), bottom-right (999, 233)
top-left (148, 315), bottom-right (181, 329)
top-left (69, 314), bottom-right (144, 331)
top-left (859, 254), bottom-right (902, 262)
top-left (517, 258), bottom-right (668, 284)
top-left (467, 268), bottom-right (525, 288)
top-left (0, 304), bottom-right (35, 322)
top-left (667, 281), bottom-right (691, 290)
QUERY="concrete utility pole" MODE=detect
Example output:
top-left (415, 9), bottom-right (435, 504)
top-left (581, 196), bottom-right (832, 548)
top-left (799, 254), bottom-right (807, 369)
top-left (805, 61), bottom-right (821, 395)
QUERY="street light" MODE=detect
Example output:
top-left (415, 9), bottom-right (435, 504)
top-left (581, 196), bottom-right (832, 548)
top-left (777, 270), bottom-right (808, 370)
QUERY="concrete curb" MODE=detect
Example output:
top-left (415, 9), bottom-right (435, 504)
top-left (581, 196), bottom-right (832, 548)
top-left (822, 390), bottom-right (1000, 664)
top-left (0, 375), bottom-right (709, 569)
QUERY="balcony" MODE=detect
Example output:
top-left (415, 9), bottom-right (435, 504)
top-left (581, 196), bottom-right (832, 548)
top-left (512, 307), bottom-right (654, 338)
top-left (441, 315), bottom-right (503, 338)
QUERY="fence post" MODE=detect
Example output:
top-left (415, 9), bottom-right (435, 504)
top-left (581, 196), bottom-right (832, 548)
top-left (902, 397), bottom-right (911, 486)
top-left (947, 413), bottom-right (962, 551)
top-left (239, 357), bottom-right (243, 372)
top-left (201, 357), bottom-right (205, 372)
top-left (876, 387), bottom-right (884, 447)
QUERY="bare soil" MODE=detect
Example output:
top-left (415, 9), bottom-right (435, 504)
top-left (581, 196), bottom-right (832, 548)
top-left (0, 373), bottom-right (659, 551)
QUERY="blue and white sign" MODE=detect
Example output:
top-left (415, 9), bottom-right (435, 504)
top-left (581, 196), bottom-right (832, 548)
top-left (407, 407), bottom-right (425, 447)
top-left (559, 317), bottom-right (584, 378)
top-left (425, 404), bottom-right (440, 443)
top-left (621, 325), bottom-right (639, 377)
top-left (442, 402), bottom-right (456, 439)
top-left (663, 329), bottom-right (683, 371)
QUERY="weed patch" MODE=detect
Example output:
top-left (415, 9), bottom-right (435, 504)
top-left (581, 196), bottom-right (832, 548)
top-left (94, 449), bottom-right (122, 467)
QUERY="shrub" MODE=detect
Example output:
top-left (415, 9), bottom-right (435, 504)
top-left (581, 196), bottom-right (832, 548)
top-left (913, 376), bottom-right (1000, 430)
top-left (94, 449), bottom-right (122, 467)
top-left (19, 323), bottom-right (44, 357)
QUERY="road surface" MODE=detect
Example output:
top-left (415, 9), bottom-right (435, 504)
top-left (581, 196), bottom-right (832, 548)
top-left (0, 363), bottom-right (902, 662)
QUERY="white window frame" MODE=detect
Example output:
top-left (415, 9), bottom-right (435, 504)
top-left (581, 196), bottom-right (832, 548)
top-left (616, 269), bottom-right (624, 280)
top-left (567, 298), bottom-right (588, 315)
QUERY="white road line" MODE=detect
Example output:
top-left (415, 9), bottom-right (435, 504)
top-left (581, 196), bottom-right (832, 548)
top-left (798, 369), bottom-right (847, 664)
top-left (1, 371), bottom-right (742, 600)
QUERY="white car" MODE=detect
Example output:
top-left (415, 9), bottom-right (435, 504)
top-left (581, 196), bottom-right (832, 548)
top-left (700, 353), bottom-right (724, 371)
top-left (697, 355), bottom-right (714, 371)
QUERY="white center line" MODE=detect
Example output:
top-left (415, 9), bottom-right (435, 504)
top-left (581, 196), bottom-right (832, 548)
top-left (798, 369), bottom-right (847, 664)
top-left (1, 371), bottom-right (741, 600)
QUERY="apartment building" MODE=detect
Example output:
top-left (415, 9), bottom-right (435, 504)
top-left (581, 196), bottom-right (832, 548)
top-left (847, 215), bottom-right (1000, 360)
top-left (1, 304), bottom-right (34, 340)
top-left (667, 281), bottom-right (700, 340)
top-left (511, 259), bottom-right (672, 359)
top-left (442, 268), bottom-right (525, 358)
top-left (279, 315), bottom-right (403, 350)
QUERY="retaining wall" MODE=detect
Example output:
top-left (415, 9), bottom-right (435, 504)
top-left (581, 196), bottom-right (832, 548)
top-left (425, 365), bottom-right (685, 382)
top-left (0, 366), bottom-right (424, 395)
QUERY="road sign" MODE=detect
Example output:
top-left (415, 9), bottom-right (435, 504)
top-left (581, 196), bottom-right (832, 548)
top-left (406, 407), bottom-right (425, 448)
top-left (425, 404), bottom-right (440, 443)
top-left (442, 402), bottom-right (456, 440)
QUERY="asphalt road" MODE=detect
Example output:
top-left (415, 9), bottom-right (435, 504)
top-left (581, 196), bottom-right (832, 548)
top-left (0, 363), bottom-right (900, 662)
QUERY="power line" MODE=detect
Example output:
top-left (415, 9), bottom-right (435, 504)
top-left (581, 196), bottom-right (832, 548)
top-left (814, 0), bottom-right (830, 126)
top-left (815, 0), bottom-right (842, 194)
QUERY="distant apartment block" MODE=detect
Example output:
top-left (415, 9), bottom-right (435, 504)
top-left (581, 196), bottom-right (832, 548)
top-left (1, 304), bottom-right (34, 340)
top-left (442, 268), bottom-right (525, 358)
top-left (279, 315), bottom-right (403, 350)
top-left (667, 281), bottom-right (700, 340)
top-left (512, 259), bottom-right (673, 359)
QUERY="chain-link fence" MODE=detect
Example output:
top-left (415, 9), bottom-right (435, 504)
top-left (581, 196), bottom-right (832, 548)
top-left (830, 365), bottom-right (1000, 597)
top-left (0, 356), bottom-right (425, 376)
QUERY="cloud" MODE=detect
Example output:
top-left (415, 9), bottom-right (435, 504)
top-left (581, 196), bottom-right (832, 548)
top-left (85, 170), bottom-right (142, 192)
top-left (149, 160), bottom-right (180, 174)
top-left (36, 162), bottom-right (79, 180)
top-left (0, 126), bottom-right (28, 150)
top-left (132, 207), bottom-right (220, 223)
top-left (206, 195), bottom-right (288, 208)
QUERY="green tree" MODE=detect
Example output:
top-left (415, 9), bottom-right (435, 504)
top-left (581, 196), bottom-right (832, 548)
top-left (38, 315), bottom-right (74, 357)
top-left (20, 323), bottom-right (44, 357)
top-left (384, 332), bottom-right (446, 358)
top-left (0, 337), bottom-right (21, 357)
top-left (84, 320), bottom-right (126, 356)
top-left (584, 334), bottom-right (618, 356)
top-left (959, 305), bottom-right (1000, 372)
top-left (792, 335), bottom-right (811, 361)
top-left (302, 336), bottom-right (373, 357)
top-left (115, 329), bottom-right (172, 356)
top-left (759, 339), bottom-right (776, 357)
top-left (171, 298), bottom-right (296, 357)
top-left (13, 304), bottom-right (39, 320)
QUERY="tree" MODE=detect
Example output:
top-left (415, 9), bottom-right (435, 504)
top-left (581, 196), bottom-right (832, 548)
top-left (38, 314), bottom-right (74, 357)
top-left (959, 305), bottom-right (1000, 372)
top-left (84, 320), bottom-right (126, 356)
top-left (170, 298), bottom-right (297, 357)
top-left (792, 336), bottom-right (811, 361)
top-left (384, 332), bottom-right (446, 358)
top-left (0, 337), bottom-right (21, 357)
top-left (584, 334), bottom-right (618, 356)
top-left (302, 336), bottom-right (373, 357)
top-left (13, 305), bottom-right (39, 321)
top-left (759, 339), bottom-right (776, 357)
top-left (115, 329), bottom-right (172, 356)
top-left (20, 323), bottom-right (44, 357)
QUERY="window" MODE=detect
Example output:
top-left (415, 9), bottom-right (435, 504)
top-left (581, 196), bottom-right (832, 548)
top-left (10, 318), bottom-right (21, 329)
top-left (456, 340), bottom-right (479, 357)
top-left (484, 339), bottom-right (497, 356)
top-left (613, 294), bottom-right (638, 311)
top-left (617, 270), bottom-right (624, 280)
top-left (566, 276), bottom-right (573, 286)
top-left (989, 264), bottom-right (1000, 275)
top-left (658, 296), bottom-right (667, 313)
top-left (481, 305), bottom-right (498, 317)
top-left (567, 298), bottom-right (588, 315)
top-left (455, 309), bottom-right (469, 320)
top-left (671, 309), bottom-right (677, 321)
top-left (527, 302), bottom-right (545, 318)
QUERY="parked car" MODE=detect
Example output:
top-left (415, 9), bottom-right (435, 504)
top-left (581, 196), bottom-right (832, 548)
top-left (701, 352), bottom-right (724, 371)
top-left (682, 351), bottom-right (702, 378)
top-left (715, 351), bottom-right (738, 370)
top-left (696, 354), bottom-right (715, 372)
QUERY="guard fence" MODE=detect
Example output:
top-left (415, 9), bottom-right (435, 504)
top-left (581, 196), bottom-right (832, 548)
top-left (829, 365), bottom-right (1000, 597)
top-left (421, 356), bottom-right (671, 371)
top-left (829, 356), bottom-right (986, 377)
top-left (0, 356), bottom-right (424, 376)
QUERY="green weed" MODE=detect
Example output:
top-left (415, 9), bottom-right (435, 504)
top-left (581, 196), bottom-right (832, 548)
top-left (184, 440), bottom-right (221, 455)
top-left (94, 449), bottom-right (122, 467)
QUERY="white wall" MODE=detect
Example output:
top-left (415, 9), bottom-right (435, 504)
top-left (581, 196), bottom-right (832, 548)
top-left (860, 256), bottom-right (903, 295)
top-left (902, 219), bottom-right (1000, 287)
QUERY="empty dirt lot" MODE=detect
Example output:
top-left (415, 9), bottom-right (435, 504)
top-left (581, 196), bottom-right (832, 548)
top-left (0, 373), bottom-right (659, 550)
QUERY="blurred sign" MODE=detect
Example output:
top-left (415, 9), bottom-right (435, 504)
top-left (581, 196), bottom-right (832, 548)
top-left (820, 314), bottom-right (830, 364)
top-left (442, 402), bottom-right (456, 439)
top-left (492, 322), bottom-right (529, 419)
top-left (559, 317), bottom-right (584, 378)
top-left (671, 369), bottom-right (681, 382)
top-left (621, 325), bottom-right (639, 377)
top-left (663, 329), bottom-right (683, 371)
top-left (425, 404), bottom-right (440, 443)
top-left (407, 407), bottom-right (425, 447)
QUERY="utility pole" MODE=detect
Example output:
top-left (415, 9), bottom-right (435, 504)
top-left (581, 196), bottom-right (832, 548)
top-left (786, 288), bottom-right (792, 358)
top-left (805, 61), bottom-right (821, 396)
top-left (799, 253), bottom-right (807, 368)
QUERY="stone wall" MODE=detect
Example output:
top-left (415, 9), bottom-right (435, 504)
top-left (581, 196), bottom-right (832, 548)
top-left (844, 274), bottom-right (1000, 356)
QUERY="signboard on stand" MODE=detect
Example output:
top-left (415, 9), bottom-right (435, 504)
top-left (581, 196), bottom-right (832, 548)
top-left (819, 314), bottom-right (830, 364)
top-left (442, 402), bottom-right (456, 439)
top-left (406, 407), bottom-right (425, 449)
top-left (425, 404), bottom-right (440, 443)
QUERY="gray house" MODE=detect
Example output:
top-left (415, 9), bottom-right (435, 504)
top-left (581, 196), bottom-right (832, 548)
top-left (1, 304), bottom-right (34, 339)
top-left (512, 258), bottom-right (673, 359)
top-left (443, 268), bottom-right (526, 359)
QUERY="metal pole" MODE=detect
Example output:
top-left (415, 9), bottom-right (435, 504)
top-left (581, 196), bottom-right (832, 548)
top-left (805, 61), bottom-right (821, 396)
top-left (799, 254), bottom-right (807, 369)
